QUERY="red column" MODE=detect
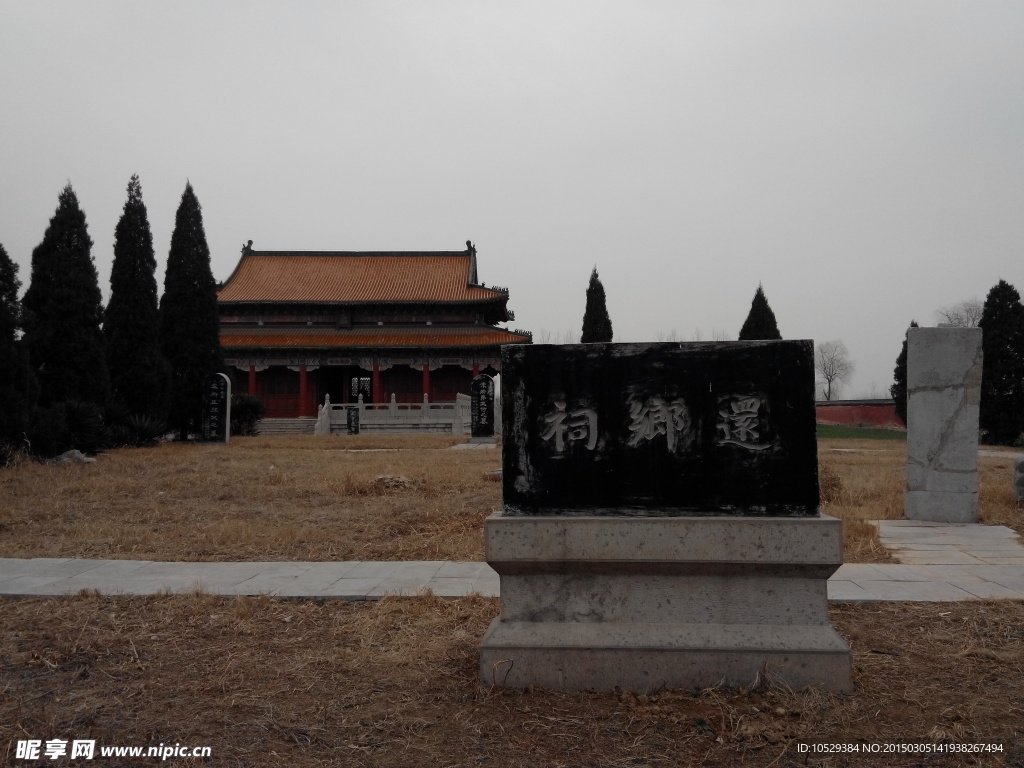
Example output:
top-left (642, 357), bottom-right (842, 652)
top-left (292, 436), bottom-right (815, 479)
top-left (372, 364), bottom-right (381, 404)
top-left (422, 364), bottom-right (431, 400)
top-left (472, 363), bottom-right (480, 378)
top-left (298, 365), bottom-right (309, 417)
top-left (248, 365), bottom-right (256, 395)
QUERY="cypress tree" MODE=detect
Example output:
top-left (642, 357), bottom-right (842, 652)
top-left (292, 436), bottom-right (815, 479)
top-left (22, 184), bottom-right (109, 407)
top-left (160, 183), bottom-right (223, 439)
top-left (979, 280), bottom-right (1024, 445)
top-left (0, 242), bottom-right (33, 451)
top-left (890, 320), bottom-right (918, 425)
top-left (580, 267), bottom-right (613, 343)
top-left (738, 284), bottom-right (782, 340)
top-left (106, 175), bottom-right (169, 418)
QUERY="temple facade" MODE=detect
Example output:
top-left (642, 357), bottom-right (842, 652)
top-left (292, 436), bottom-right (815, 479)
top-left (218, 242), bottom-right (531, 418)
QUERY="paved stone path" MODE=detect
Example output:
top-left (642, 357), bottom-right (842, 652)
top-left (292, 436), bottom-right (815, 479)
top-left (1, 520), bottom-right (1022, 602)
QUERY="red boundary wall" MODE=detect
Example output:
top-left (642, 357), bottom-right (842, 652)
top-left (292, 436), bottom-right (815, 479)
top-left (815, 399), bottom-right (904, 429)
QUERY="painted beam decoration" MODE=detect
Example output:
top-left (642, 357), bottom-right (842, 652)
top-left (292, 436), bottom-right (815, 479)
top-left (502, 341), bottom-right (819, 515)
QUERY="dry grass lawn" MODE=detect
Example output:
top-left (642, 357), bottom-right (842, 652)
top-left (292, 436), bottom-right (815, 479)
top-left (0, 435), bottom-right (501, 562)
top-left (1, 592), bottom-right (1022, 767)
top-left (1, 434), bottom-right (1021, 564)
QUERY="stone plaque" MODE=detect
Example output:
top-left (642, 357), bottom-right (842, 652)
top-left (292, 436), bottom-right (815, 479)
top-left (471, 374), bottom-right (496, 438)
top-left (905, 327), bottom-right (982, 522)
top-left (346, 406), bottom-right (360, 435)
top-left (201, 373), bottom-right (231, 443)
top-left (501, 341), bottom-right (819, 515)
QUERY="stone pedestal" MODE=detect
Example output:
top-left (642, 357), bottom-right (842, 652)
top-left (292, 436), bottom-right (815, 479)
top-left (905, 327), bottom-right (982, 523)
top-left (479, 513), bottom-right (852, 693)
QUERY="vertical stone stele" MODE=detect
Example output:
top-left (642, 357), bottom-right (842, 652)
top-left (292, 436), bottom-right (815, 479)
top-left (904, 327), bottom-right (983, 523)
top-left (479, 341), bottom-right (852, 693)
top-left (470, 374), bottom-right (496, 443)
top-left (200, 372), bottom-right (231, 444)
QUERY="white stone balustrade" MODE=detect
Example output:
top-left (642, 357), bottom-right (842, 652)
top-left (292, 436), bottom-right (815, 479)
top-left (315, 393), bottom-right (473, 434)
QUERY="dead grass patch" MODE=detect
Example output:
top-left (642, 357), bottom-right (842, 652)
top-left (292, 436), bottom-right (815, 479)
top-left (819, 439), bottom-right (906, 563)
top-left (1, 435), bottom-right (1020, 565)
top-left (979, 451), bottom-right (1024, 535)
top-left (0, 436), bottom-right (501, 563)
top-left (1, 593), bottom-right (1021, 767)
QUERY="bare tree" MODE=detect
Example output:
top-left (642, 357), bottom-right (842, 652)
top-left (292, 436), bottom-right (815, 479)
top-left (688, 328), bottom-right (731, 341)
top-left (936, 298), bottom-right (983, 328)
top-left (815, 340), bottom-right (854, 401)
top-left (531, 329), bottom-right (580, 344)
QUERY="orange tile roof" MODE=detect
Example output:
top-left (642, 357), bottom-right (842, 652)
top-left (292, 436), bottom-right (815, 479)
top-left (220, 325), bottom-right (531, 349)
top-left (218, 251), bottom-right (508, 305)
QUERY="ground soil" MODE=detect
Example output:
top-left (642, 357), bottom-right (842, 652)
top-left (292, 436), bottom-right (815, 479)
top-left (1, 594), bottom-right (1022, 767)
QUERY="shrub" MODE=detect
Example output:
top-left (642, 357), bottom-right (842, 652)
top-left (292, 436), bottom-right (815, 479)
top-left (231, 393), bottom-right (266, 436)
top-left (26, 404), bottom-right (70, 459)
top-left (26, 401), bottom-right (110, 459)
top-left (108, 412), bottom-right (168, 448)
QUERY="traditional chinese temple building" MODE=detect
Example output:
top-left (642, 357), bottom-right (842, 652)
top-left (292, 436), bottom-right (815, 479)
top-left (217, 241), bottom-right (531, 418)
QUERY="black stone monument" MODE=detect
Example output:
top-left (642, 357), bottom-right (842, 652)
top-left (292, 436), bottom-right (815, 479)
top-left (200, 373), bottom-right (231, 443)
top-left (471, 374), bottom-right (496, 439)
top-left (347, 405), bottom-right (360, 435)
top-left (502, 341), bottom-right (819, 515)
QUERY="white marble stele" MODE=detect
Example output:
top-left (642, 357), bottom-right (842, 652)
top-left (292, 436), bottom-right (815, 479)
top-left (905, 327), bottom-right (983, 523)
top-left (479, 513), bottom-right (852, 693)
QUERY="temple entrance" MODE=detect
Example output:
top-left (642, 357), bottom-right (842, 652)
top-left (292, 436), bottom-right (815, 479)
top-left (317, 366), bottom-right (375, 405)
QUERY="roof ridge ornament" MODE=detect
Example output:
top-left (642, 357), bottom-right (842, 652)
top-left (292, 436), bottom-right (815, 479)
top-left (467, 240), bottom-right (478, 285)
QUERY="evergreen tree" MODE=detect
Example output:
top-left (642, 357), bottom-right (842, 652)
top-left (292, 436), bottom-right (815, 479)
top-left (0, 242), bottom-right (33, 451)
top-left (979, 280), bottom-right (1024, 445)
top-left (890, 320), bottom-right (918, 425)
top-left (160, 182), bottom-right (223, 439)
top-left (580, 267), bottom-right (613, 343)
top-left (738, 283), bottom-right (782, 340)
top-left (106, 175), bottom-right (169, 418)
top-left (22, 184), bottom-right (109, 407)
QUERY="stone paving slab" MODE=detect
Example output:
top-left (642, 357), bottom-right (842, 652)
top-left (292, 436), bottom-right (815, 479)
top-left (825, 580), bottom-right (878, 601)
top-left (941, 576), bottom-right (1024, 599)
top-left (4, 518), bottom-right (1024, 604)
top-left (874, 520), bottom-right (1024, 566)
top-left (318, 577), bottom-right (387, 600)
top-left (895, 553), bottom-right (988, 565)
top-left (0, 557), bottom-right (1017, 603)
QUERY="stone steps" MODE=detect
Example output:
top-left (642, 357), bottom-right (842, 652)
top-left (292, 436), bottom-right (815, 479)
top-left (258, 418), bottom-right (317, 435)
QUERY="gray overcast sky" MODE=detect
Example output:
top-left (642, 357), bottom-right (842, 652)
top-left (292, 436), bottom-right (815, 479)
top-left (2, 1), bottom-right (1022, 397)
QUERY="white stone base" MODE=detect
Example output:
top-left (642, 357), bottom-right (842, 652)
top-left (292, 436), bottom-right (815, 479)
top-left (479, 513), bottom-right (852, 693)
top-left (905, 489), bottom-right (979, 523)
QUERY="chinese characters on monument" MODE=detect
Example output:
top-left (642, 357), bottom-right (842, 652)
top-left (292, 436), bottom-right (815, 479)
top-left (200, 373), bottom-right (231, 443)
top-left (503, 341), bottom-right (819, 515)
top-left (471, 374), bottom-right (496, 439)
